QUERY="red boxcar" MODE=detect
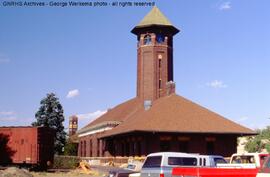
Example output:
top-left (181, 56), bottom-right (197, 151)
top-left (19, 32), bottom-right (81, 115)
top-left (0, 126), bottom-right (54, 169)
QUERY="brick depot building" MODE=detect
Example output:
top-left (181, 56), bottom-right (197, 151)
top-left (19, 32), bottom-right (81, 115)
top-left (77, 7), bottom-right (255, 157)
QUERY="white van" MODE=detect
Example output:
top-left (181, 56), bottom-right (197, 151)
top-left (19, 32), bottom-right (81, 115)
top-left (230, 152), bottom-right (269, 167)
top-left (140, 152), bottom-right (226, 177)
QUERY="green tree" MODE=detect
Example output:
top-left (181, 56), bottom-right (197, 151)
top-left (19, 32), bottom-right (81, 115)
top-left (32, 93), bottom-right (66, 154)
top-left (244, 136), bottom-right (264, 152)
top-left (245, 126), bottom-right (270, 153)
top-left (64, 140), bottom-right (78, 156)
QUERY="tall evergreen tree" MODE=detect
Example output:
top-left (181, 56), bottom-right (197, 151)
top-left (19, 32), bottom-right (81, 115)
top-left (32, 93), bottom-right (66, 154)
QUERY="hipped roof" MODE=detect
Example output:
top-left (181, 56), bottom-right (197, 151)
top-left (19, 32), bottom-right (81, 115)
top-left (79, 98), bottom-right (142, 133)
top-left (131, 6), bottom-right (179, 35)
top-left (136, 6), bottom-right (173, 27)
top-left (99, 94), bottom-right (255, 138)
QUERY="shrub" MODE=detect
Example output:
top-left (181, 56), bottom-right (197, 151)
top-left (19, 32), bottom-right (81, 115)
top-left (53, 155), bottom-right (80, 169)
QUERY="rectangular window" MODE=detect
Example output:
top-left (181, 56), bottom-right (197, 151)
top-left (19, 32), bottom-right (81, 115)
top-left (80, 141), bottom-right (83, 157)
top-left (159, 59), bottom-right (162, 68)
top-left (159, 79), bottom-right (162, 89)
top-left (131, 141), bottom-right (135, 156)
top-left (206, 141), bottom-right (215, 155)
top-left (137, 141), bottom-right (141, 156)
top-left (143, 156), bottom-right (162, 168)
top-left (83, 141), bottom-right (86, 157)
top-left (121, 142), bottom-right (125, 157)
top-left (97, 139), bottom-right (100, 157)
top-left (89, 139), bottom-right (92, 157)
top-left (126, 142), bottom-right (130, 157)
top-left (179, 141), bottom-right (189, 153)
top-left (160, 140), bottom-right (170, 152)
top-left (101, 140), bottom-right (105, 157)
top-left (168, 157), bottom-right (197, 166)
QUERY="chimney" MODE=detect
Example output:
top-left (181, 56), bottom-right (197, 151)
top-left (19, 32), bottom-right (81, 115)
top-left (166, 81), bottom-right (176, 96)
top-left (144, 100), bottom-right (152, 110)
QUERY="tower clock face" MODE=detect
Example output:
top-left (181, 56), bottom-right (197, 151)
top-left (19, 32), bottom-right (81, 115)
top-left (156, 34), bottom-right (165, 43)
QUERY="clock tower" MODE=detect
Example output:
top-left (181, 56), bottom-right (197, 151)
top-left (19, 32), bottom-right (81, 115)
top-left (131, 6), bottom-right (179, 102)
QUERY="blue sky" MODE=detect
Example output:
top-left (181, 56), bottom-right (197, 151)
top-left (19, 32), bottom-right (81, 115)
top-left (0, 0), bottom-right (270, 131)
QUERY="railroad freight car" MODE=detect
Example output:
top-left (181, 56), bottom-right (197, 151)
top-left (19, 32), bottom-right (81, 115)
top-left (0, 126), bottom-right (54, 169)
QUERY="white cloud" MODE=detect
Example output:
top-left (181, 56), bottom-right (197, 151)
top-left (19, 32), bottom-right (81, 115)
top-left (0, 54), bottom-right (10, 64)
top-left (77, 110), bottom-right (107, 120)
top-left (0, 117), bottom-right (17, 121)
top-left (0, 111), bottom-right (15, 116)
top-left (0, 111), bottom-right (17, 121)
top-left (0, 58), bottom-right (10, 63)
top-left (66, 89), bottom-right (80, 98)
top-left (207, 80), bottom-right (228, 88)
top-left (219, 2), bottom-right (231, 10)
top-left (238, 116), bottom-right (249, 122)
top-left (76, 110), bottom-right (107, 128)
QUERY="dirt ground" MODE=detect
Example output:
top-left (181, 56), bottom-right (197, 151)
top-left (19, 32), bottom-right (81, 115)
top-left (31, 169), bottom-right (106, 177)
top-left (0, 168), bottom-right (106, 177)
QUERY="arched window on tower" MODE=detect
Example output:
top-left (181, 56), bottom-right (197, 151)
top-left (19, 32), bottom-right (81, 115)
top-left (156, 34), bottom-right (165, 43)
top-left (143, 34), bottom-right (152, 45)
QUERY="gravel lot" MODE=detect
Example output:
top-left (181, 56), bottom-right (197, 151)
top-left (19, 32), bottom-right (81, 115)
top-left (0, 167), bottom-right (107, 177)
top-left (31, 170), bottom-right (105, 177)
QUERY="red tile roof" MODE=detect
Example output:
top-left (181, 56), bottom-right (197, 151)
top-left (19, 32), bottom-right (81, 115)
top-left (79, 98), bottom-right (142, 132)
top-left (98, 94), bottom-right (255, 137)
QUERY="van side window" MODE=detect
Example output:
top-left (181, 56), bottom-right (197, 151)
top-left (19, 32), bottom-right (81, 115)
top-left (168, 157), bottom-right (197, 166)
top-left (143, 156), bottom-right (162, 168)
top-left (203, 158), bottom-right (206, 166)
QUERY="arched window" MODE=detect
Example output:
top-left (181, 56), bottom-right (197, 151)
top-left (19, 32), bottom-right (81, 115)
top-left (156, 34), bottom-right (165, 43)
top-left (143, 34), bottom-right (152, 45)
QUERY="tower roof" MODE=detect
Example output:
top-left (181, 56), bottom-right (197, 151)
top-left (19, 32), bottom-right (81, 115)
top-left (131, 6), bottom-right (179, 35)
top-left (137, 6), bottom-right (173, 27)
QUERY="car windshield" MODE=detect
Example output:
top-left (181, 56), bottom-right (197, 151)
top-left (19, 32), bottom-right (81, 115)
top-left (214, 157), bottom-right (227, 165)
top-left (127, 164), bottom-right (136, 170)
top-left (143, 156), bottom-right (162, 168)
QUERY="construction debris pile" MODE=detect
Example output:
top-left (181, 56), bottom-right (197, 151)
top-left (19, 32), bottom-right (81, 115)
top-left (78, 161), bottom-right (100, 175)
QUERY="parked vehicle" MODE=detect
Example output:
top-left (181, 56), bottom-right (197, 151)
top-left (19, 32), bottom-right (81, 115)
top-left (172, 167), bottom-right (259, 177)
top-left (230, 153), bottom-right (269, 168)
top-left (257, 156), bottom-right (270, 177)
top-left (140, 152), bottom-right (227, 177)
top-left (108, 160), bottom-right (143, 177)
top-left (171, 155), bottom-right (270, 177)
top-left (0, 126), bottom-right (54, 169)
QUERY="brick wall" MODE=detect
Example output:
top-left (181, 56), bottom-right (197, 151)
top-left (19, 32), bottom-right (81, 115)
top-left (78, 132), bottom-right (238, 158)
top-left (137, 33), bottom-right (174, 101)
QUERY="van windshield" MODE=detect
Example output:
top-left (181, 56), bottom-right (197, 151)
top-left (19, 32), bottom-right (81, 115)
top-left (214, 157), bottom-right (227, 165)
top-left (143, 156), bottom-right (162, 168)
top-left (168, 157), bottom-right (197, 166)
